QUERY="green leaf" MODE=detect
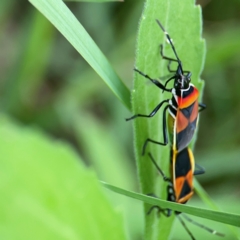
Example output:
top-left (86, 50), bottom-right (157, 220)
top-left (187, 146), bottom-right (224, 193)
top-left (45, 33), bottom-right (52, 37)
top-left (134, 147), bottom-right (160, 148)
top-left (29, 0), bottom-right (131, 110)
top-left (0, 115), bottom-right (126, 240)
top-left (73, 113), bottom-right (143, 239)
top-left (131, 0), bottom-right (205, 239)
top-left (194, 179), bottom-right (240, 238)
top-left (102, 182), bottom-right (240, 227)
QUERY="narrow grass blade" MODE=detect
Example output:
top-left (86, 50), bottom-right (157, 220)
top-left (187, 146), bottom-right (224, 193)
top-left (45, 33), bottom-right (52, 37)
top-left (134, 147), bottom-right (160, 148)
top-left (29, 0), bottom-right (131, 109)
top-left (194, 179), bottom-right (240, 238)
top-left (102, 181), bottom-right (240, 228)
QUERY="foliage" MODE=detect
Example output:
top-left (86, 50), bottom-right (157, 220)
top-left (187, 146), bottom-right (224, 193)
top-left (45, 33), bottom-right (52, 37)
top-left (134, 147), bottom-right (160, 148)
top-left (0, 0), bottom-right (240, 239)
top-left (132, 0), bottom-right (205, 238)
top-left (0, 115), bottom-right (126, 240)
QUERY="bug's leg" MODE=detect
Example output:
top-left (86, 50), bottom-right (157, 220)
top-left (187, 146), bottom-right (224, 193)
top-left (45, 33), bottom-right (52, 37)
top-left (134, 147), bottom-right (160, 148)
top-left (163, 75), bottom-right (175, 89)
top-left (142, 104), bottom-right (169, 155)
top-left (177, 215), bottom-right (196, 240)
top-left (156, 19), bottom-right (182, 66)
top-left (146, 194), bottom-right (162, 216)
top-left (147, 205), bottom-right (170, 217)
top-left (159, 44), bottom-right (177, 83)
top-left (147, 205), bottom-right (160, 215)
top-left (181, 214), bottom-right (225, 237)
top-left (194, 163), bottom-right (205, 175)
top-left (147, 193), bottom-right (158, 198)
top-left (167, 60), bottom-right (174, 73)
top-left (160, 44), bottom-right (178, 64)
top-left (148, 153), bottom-right (171, 183)
top-left (134, 68), bottom-right (172, 92)
top-left (198, 102), bottom-right (206, 112)
top-left (159, 45), bottom-right (190, 74)
top-left (126, 99), bottom-right (169, 121)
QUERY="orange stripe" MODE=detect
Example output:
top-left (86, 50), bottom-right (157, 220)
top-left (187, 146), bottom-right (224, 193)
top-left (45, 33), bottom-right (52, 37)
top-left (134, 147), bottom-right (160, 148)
top-left (176, 111), bottom-right (188, 133)
top-left (178, 87), bottom-right (199, 109)
top-left (185, 170), bottom-right (194, 190)
top-left (175, 171), bottom-right (194, 203)
top-left (175, 176), bottom-right (184, 201)
top-left (178, 191), bottom-right (194, 204)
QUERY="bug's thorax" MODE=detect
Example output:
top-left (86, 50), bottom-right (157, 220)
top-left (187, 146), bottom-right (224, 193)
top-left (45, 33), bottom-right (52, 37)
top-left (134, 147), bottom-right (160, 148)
top-left (171, 82), bottom-right (199, 109)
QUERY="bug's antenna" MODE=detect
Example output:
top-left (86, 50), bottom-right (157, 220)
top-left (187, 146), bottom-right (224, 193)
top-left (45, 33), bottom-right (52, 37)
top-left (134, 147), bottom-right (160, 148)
top-left (156, 19), bottom-right (182, 68)
top-left (181, 214), bottom-right (225, 237)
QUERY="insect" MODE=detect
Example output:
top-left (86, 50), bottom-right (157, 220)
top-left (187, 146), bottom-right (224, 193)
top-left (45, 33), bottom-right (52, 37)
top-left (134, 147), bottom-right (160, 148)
top-left (126, 19), bottom-right (206, 155)
top-left (147, 149), bottom-right (224, 239)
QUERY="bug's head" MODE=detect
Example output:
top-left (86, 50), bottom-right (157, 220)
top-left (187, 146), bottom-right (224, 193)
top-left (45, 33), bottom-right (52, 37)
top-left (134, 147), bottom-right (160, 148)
top-left (174, 64), bottom-right (191, 90)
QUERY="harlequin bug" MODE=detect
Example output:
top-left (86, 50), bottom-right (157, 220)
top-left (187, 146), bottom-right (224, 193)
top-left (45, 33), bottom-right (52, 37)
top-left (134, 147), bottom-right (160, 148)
top-left (147, 149), bottom-right (224, 239)
top-left (126, 20), bottom-right (206, 155)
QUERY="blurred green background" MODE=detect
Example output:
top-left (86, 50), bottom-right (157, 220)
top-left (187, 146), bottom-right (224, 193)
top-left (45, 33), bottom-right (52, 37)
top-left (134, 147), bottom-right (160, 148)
top-left (0, 0), bottom-right (240, 239)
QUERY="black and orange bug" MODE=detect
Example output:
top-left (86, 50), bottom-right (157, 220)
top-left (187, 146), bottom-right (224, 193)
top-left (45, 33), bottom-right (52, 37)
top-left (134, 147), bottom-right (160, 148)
top-left (126, 20), bottom-right (206, 155)
top-left (147, 149), bottom-right (224, 239)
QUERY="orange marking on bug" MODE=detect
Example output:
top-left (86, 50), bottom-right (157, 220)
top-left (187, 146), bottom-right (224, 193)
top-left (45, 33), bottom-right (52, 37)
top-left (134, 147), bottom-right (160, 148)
top-left (175, 176), bottom-right (185, 200)
top-left (178, 191), bottom-right (194, 204)
top-left (175, 170), bottom-right (194, 203)
top-left (185, 169), bottom-right (194, 188)
top-left (190, 101), bottom-right (199, 122)
top-left (176, 111), bottom-right (189, 133)
top-left (178, 87), bottom-right (199, 109)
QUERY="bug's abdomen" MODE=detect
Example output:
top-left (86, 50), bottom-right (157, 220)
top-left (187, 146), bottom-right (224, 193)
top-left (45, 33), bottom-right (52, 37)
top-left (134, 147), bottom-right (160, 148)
top-left (173, 148), bottom-right (195, 204)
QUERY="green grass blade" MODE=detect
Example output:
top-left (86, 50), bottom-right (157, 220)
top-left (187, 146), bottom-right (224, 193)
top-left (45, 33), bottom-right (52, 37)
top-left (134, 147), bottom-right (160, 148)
top-left (194, 179), bottom-right (240, 238)
top-left (0, 115), bottom-right (127, 240)
top-left (102, 181), bottom-right (240, 228)
top-left (131, 0), bottom-right (205, 239)
top-left (29, 0), bottom-right (131, 110)
top-left (194, 180), bottom-right (219, 211)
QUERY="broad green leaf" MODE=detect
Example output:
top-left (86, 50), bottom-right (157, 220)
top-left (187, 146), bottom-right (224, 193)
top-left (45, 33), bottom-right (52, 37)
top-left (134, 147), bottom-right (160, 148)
top-left (73, 113), bottom-right (143, 239)
top-left (131, 0), bottom-right (205, 239)
top-left (29, 0), bottom-right (131, 110)
top-left (0, 115), bottom-right (126, 240)
top-left (102, 182), bottom-right (240, 227)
